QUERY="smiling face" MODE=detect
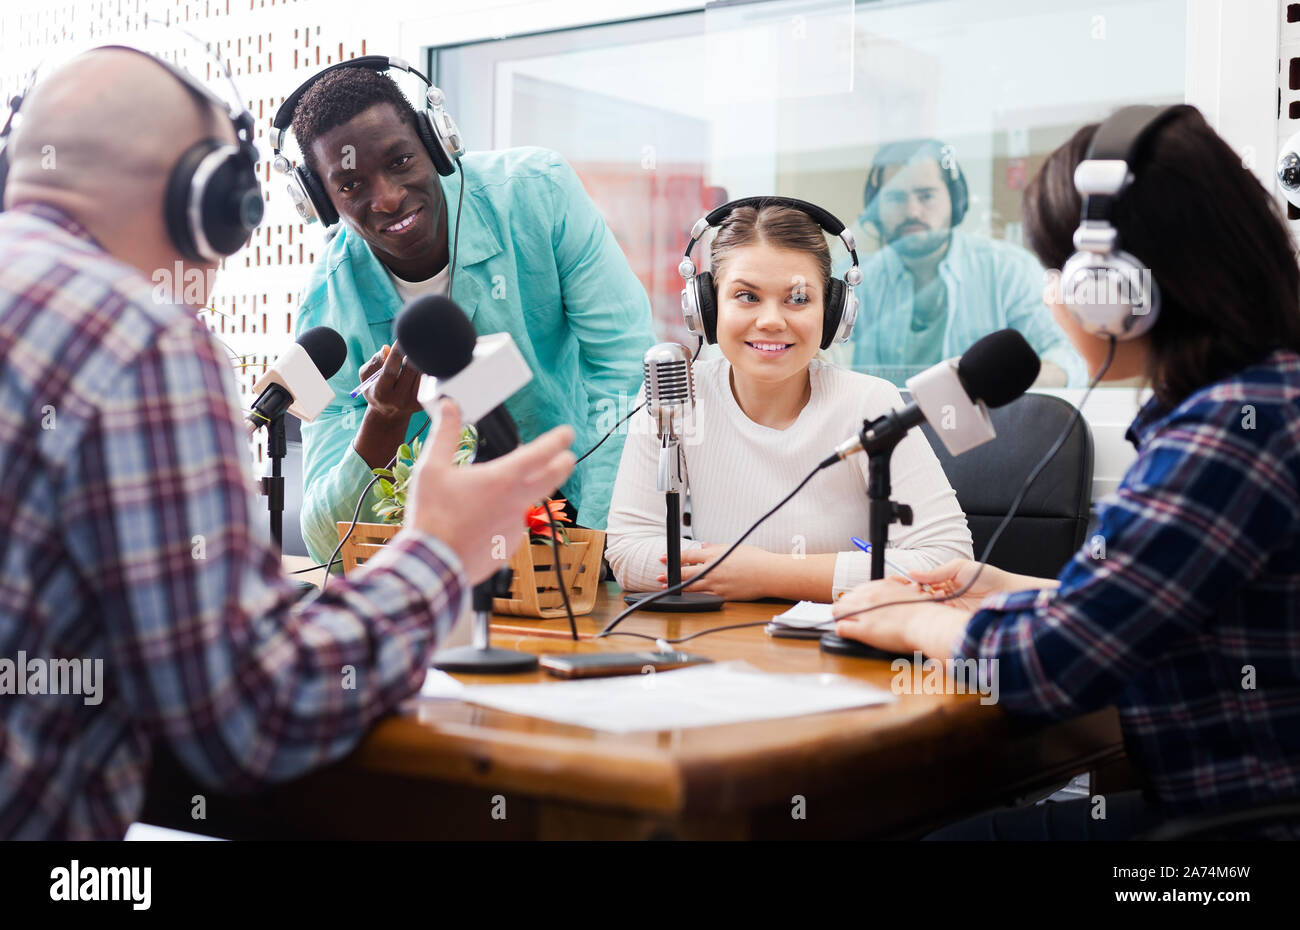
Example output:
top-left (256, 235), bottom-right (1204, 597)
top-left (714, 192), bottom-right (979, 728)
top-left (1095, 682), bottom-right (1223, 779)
top-left (310, 102), bottom-right (445, 279)
top-left (714, 242), bottom-right (825, 386)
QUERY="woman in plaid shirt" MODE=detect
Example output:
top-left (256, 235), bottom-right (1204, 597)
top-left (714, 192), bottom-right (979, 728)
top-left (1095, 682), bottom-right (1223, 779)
top-left (834, 106), bottom-right (1300, 840)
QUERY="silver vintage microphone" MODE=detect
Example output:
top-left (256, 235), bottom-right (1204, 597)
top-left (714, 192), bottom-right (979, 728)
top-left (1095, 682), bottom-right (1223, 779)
top-left (624, 344), bottom-right (723, 612)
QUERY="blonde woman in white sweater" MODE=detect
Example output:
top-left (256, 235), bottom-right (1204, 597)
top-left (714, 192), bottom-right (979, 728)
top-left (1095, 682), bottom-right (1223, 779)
top-left (605, 199), bottom-right (972, 602)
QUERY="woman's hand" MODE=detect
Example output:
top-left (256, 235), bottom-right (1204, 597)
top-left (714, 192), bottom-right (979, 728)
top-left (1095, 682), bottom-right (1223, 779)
top-left (658, 543), bottom-right (775, 601)
top-left (908, 558), bottom-right (1056, 611)
top-left (831, 577), bottom-right (973, 659)
top-left (907, 559), bottom-right (1017, 611)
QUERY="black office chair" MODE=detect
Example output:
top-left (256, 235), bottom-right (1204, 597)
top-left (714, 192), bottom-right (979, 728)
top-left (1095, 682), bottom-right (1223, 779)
top-left (907, 391), bottom-right (1094, 580)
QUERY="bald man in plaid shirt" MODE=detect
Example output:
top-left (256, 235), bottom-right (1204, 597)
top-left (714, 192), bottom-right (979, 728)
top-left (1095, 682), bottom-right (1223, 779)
top-left (0, 50), bottom-right (573, 839)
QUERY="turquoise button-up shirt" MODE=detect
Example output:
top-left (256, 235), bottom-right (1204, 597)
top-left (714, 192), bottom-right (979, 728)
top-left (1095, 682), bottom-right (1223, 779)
top-left (847, 228), bottom-right (1087, 386)
top-left (294, 147), bottom-right (656, 563)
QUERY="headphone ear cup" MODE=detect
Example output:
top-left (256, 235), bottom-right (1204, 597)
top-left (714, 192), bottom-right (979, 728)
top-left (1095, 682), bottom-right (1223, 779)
top-left (862, 167), bottom-right (881, 228)
top-left (165, 140), bottom-right (213, 261)
top-left (416, 111), bottom-right (455, 177)
top-left (696, 271), bottom-right (719, 344)
top-left (167, 140), bottom-right (265, 261)
top-left (295, 163), bottom-right (337, 227)
top-left (1059, 250), bottom-right (1159, 340)
top-left (821, 277), bottom-right (846, 350)
top-left (946, 163), bottom-right (969, 226)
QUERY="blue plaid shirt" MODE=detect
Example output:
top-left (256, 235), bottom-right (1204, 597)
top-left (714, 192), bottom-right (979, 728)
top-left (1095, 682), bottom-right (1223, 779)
top-left (961, 350), bottom-right (1300, 837)
top-left (0, 205), bottom-right (468, 839)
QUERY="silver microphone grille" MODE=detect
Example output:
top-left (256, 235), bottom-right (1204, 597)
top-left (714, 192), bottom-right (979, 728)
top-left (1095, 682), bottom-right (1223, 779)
top-left (643, 343), bottom-right (693, 437)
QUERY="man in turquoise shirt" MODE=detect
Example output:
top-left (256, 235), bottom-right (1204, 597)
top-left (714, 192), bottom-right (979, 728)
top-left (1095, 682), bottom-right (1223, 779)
top-left (287, 66), bottom-right (655, 564)
top-left (848, 139), bottom-right (1086, 387)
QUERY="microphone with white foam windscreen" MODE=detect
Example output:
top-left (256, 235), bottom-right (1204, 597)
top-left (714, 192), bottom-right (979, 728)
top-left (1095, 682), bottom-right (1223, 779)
top-left (396, 295), bottom-right (532, 464)
top-left (247, 326), bottom-right (347, 435)
top-left (394, 294), bottom-right (544, 675)
top-left (831, 328), bottom-right (1041, 462)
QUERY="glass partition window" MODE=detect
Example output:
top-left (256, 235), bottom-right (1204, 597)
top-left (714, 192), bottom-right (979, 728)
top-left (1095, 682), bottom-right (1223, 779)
top-left (435, 0), bottom-right (1188, 387)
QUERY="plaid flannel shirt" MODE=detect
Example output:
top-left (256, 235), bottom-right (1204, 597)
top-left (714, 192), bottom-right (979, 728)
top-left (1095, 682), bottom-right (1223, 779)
top-left (0, 204), bottom-right (468, 839)
top-left (960, 350), bottom-right (1300, 837)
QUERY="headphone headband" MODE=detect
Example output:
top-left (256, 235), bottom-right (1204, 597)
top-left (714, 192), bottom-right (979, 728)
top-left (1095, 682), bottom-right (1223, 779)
top-left (1077, 104), bottom-right (1191, 225)
top-left (0, 34), bottom-right (263, 262)
top-left (685, 195), bottom-right (860, 268)
top-left (271, 55), bottom-right (432, 152)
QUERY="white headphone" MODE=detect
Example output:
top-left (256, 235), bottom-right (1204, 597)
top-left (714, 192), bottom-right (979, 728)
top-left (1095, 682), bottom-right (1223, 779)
top-left (1059, 105), bottom-right (1189, 339)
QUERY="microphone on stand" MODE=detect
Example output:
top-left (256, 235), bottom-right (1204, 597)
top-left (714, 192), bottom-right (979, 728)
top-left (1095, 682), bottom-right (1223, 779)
top-left (623, 343), bottom-right (724, 612)
top-left (246, 326), bottom-right (346, 436)
top-left (394, 295), bottom-right (542, 674)
top-left (820, 328), bottom-right (1041, 658)
top-left (248, 326), bottom-right (346, 550)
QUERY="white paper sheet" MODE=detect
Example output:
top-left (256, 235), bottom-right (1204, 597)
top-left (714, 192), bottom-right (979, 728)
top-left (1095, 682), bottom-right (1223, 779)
top-left (770, 600), bottom-right (836, 630)
top-left (451, 660), bottom-right (895, 733)
top-left (420, 668), bottom-right (466, 700)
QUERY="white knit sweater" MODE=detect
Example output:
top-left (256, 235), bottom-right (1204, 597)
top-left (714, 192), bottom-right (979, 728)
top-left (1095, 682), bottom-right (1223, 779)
top-left (604, 357), bottom-right (974, 598)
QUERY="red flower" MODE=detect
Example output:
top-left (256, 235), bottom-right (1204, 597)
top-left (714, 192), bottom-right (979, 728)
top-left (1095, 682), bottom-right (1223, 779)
top-left (526, 498), bottom-right (570, 540)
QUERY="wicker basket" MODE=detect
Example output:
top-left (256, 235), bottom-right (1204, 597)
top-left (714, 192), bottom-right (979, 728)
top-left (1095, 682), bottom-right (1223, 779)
top-left (335, 522), bottom-right (605, 619)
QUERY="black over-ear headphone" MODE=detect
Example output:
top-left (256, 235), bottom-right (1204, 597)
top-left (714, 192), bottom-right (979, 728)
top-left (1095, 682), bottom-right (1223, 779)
top-left (861, 138), bottom-right (969, 230)
top-left (270, 56), bottom-right (465, 227)
top-left (0, 46), bottom-right (264, 263)
top-left (679, 196), bottom-right (863, 350)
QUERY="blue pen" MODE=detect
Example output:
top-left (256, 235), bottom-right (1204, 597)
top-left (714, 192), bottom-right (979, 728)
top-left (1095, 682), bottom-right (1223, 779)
top-left (849, 536), bottom-right (929, 589)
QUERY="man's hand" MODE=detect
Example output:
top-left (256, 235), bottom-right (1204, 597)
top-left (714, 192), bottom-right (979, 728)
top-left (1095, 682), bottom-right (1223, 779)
top-left (831, 577), bottom-right (972, 659)
top-left (359, 344), bottom-right (422, 422)
top-left (660, 543), bottom-right (776, 601)
top-left (353, 344), bottom-right (425, 468)
top-left (405, 401), bottom-right (576, 584)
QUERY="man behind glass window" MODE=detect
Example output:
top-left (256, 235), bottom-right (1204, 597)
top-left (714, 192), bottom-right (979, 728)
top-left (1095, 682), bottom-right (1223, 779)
top-left (290, 67), bottom-right (656, 565)
top-left (847, 139), bottom-right (1085, 387)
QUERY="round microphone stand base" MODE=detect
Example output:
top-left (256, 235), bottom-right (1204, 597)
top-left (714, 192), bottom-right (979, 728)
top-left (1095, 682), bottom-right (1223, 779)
top-left (622, 591), bottom-right (724, 612)
top-left (431, 645), bottom-right (539, 674)
top-left (818, 632), bottom-right (904, 661)
top-left (433, 570), bottom-right (540, 674)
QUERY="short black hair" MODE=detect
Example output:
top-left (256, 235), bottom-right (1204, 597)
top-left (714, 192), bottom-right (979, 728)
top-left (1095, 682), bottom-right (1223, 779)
top-left (1022, 107), bottom-right (1300, 409)
top-left (291, 66), bottom-right (418, 174)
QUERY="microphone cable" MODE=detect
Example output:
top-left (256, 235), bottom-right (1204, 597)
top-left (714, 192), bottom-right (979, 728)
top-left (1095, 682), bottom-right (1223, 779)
top-left (543, 502), bottom-right (579, 641)
top-left (448, 155), bottom-right (465, 294)
top-left (596, 453), bottom-right (837, 638)
top-left (598, 337), bottom-right (1115, 645)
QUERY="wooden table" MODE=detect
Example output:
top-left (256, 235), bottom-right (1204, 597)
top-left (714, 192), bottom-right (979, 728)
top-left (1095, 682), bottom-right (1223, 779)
top-left (143, 581), bottom-right (1123, 840)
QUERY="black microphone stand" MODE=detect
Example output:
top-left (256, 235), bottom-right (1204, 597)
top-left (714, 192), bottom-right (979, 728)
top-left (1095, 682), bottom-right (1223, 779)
top-left (820, 409), bottom-right (915, 658)
top-left (262, 410), bottom-right (287, 549)
top-left (624, 434), bottom-right (723, 612)
top-left (432, 406), bottom-right (540, 674)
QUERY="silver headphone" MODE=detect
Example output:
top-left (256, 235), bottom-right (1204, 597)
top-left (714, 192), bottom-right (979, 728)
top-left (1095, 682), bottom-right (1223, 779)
top-left (1059, 105), bottom-right (1189, 340)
